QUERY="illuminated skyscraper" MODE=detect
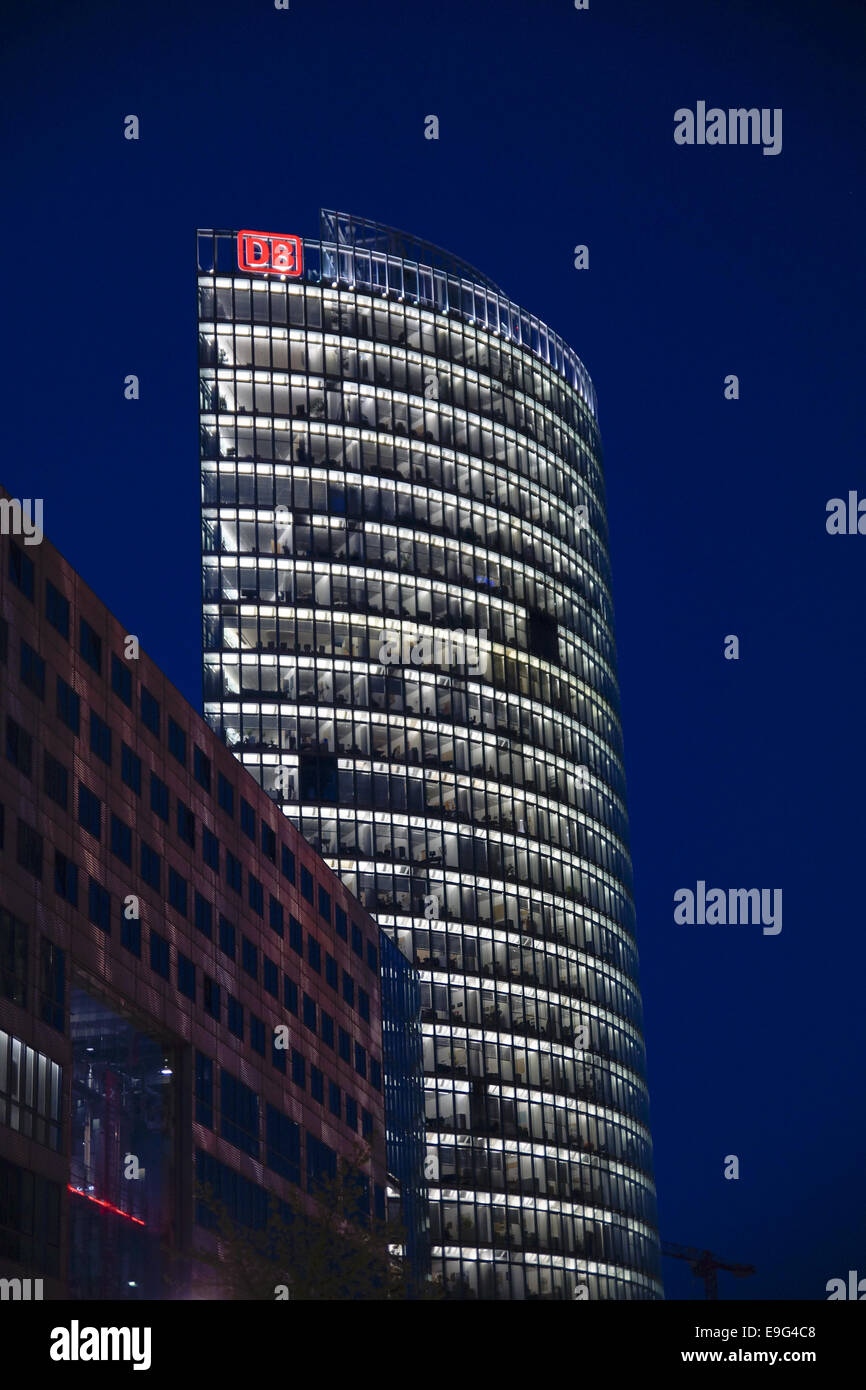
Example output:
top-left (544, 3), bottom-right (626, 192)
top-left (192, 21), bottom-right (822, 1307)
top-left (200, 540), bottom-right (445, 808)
top-left (197, 212), bottom-right (662, 1299)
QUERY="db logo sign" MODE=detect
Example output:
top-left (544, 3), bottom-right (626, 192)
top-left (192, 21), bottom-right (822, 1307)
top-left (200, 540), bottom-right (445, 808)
top-left (237, 230), bottom-right (303, 277)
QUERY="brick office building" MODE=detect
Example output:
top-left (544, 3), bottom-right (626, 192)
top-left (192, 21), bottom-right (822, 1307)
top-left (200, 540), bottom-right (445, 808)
top-left (0, 490), bottom-right (388, 1298)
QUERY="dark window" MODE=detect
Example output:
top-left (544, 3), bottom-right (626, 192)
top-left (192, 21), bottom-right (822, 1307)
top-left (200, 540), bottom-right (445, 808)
top-left (291, 1050), bottom-right (305, 1089)
top-left (528, 607), bottom-right (559, 661)
top-left (89, 710), bottom-right (112, 766)
top-left (335, 905), bottom-right (348, 941)
top-left (39, 939), bottom-right (65, 1031)
top-left (370, 1058), bottom-right (382, 1090)
top-left (310, 1066), bottom-right (324, 1103)
top-left (20, 640), bottom-right (45, 699)
top-left (177, 799), bottom-right (195, 849)
top-left (202, 826), bottom-right (219, 871)
top-left (325, 953), bottom-right (337, 990)
top-left (150, 930), bottom-right (170, 979)
top-left (242, 936), bottom-right (257, 980)
top-left (266, 1106), bottom-right (300, 1183)
top-left (362, 1108), bottom-right (373, 1140)
top-left (45, 581), bottom-right (69, 638)
top-left (320, 1011), bottom-right (334, 1048)
top-left (250, 1014), bottom-right (265, 1056)
top-left (140, 686), bottom-right (160, 736)
top-left (54, 849), bottom-right (78, 906)
top-left (328, 1081), bottom-right (341, 1119)
top-left (345, 1096), bottom-right (358, 1132)
top-left (43, 752), bottom-right (68, 809)
top-left (219, 914), bottom-right (236, 959)
top-left (227, 995), bottom-right (244, 1040)
top-left (351, 922), bottom-right (363, 958)
top-left (9, 542), bottom-right (34, 600)
top-left (204, 975), bottom-right (220, 1019)
top-left (342, 971), bottom-right (355, 1007)
top-left (168, 867), bottom-right (187, 917)
top-left (217, 772), bottom-right (234, 816)
top-left (281, 844), bottom-right (295, 883)
top-left (111, 652), bottom-right (132, 706)
top-left (226, 850), bottom-right (241, 893)
top-left (299, 753), bottom-right (337, 802)
top-left (194, 891), bottom-right (213, 938)
top-left (289, 915), bottom-right (302, 954)
top-left (79, 618), bottom-right (102, 674)
top-left (263, 956), bottom-right (278, 997)
top-left (6, 717), bottom-right (32, 776)
top-left (261, 822), bottom-right (276, 862)
top-left (220, 1069), bottom-right (259, 1158)
top-left (0, 616), bottom-right (6, 664)
top-left (367, 941), bottom-right (378, 972)
top-left (140, 840), bottom-right (161, 891)
top-left (78, 783), bottom-right (101, 839)
top-left (307, 936), bottom-right (321, 974)
top-left (195, 1052), bottom-right (213, 1128)
top-left (271, 1031), bottom-right (287, 1074)
top-left (0, 908), bottom-right (28, 1006)
top-left (195, 1149), bottom-right (270, 1232)
top-left (16, 817), bottom-right (42, 878)
top-left (194, 745), bottom-right (211, 792)
top-left (121, 742), bottom-right (142, 795)
top-left (121, 905), bottom-right (141, 957)
top-left (354, 1043), bottom-right (367, 1079)
top-left (283, 976), bottom-right (298, 1015)
top-left (168, 717), bottom-right (186, 766)
top-left (268, 895), bottom-right (284, 937)
top-left (303, 993), bottom-right (316, 1033)
top-left (300, 865), bottom-right (314, 904)
top-left (338, 1027), bottom-right (351, 1063)
top-left (56, 676), bottom-right (79, 734)
top-left (248, 873), bottom-right (263, 916)
top-left (306, 1136), bottom-right (337, 1196)
top-left (88, 877), bottom-right (111, 934)
top-left (240, 797), bottom-right (255, 841)
top-left (358, 988), bottom-right (370, 1023)
top-left (150, 772), bottom-right (169, 821)
top-left (110, 812), bottom-right (132, 866)
top-left (318, 885), bottom-right (331, 922)
top-left (178, 953), bottom-right (196, 1001)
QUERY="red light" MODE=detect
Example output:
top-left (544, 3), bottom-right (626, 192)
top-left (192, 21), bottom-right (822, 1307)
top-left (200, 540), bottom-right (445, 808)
top-left (67, 1184), bottom-right (146, 1226)
top-left (237, 230), bottom-right (303, 277)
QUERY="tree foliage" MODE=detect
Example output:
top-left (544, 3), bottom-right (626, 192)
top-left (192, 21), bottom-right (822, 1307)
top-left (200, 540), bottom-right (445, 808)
top-left (190, 1143), bottom-right (414, 1301)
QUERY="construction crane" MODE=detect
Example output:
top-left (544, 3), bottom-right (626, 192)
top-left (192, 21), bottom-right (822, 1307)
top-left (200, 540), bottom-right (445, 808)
top-left (662, 1241), bottom-right (755, 1299)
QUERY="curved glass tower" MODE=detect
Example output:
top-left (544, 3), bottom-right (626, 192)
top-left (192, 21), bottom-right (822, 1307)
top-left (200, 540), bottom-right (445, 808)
top-left (197, 211), bottom-right (662, 1300)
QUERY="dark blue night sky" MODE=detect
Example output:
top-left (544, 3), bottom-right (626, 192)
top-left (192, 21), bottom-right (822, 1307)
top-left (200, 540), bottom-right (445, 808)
top-left (3, 0), bottom-right (864, 1300)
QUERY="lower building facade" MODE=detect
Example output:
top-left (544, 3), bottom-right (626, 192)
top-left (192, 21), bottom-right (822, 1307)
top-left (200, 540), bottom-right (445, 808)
top-left (0, 497), bottom-right (391, 1299)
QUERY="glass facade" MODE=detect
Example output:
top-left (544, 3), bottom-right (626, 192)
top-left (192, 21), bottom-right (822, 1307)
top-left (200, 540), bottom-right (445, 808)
top-left (68, 988), bottom-right (173, 1299)
top-left (379, 927), bottom-right (430, 1295)
top-left (197, 212), bottom-right (662, 1299)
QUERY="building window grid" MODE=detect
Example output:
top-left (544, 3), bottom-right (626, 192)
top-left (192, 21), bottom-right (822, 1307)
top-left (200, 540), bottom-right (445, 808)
top-left (197, 258), bottom-right (658, 1293)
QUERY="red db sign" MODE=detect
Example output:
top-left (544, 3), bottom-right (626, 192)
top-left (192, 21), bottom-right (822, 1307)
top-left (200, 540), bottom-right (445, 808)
top-left (237, 230), bottom-right (303, 277)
